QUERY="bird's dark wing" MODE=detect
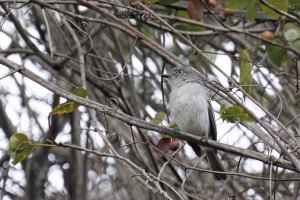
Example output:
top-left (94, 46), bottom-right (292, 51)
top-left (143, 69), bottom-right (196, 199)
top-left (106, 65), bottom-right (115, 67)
top-left (208, 101), bottom-right (217, 141)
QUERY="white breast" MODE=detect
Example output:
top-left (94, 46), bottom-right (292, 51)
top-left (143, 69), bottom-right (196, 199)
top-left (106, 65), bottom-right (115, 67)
top-left (169, 83), bottom-right (210, 136)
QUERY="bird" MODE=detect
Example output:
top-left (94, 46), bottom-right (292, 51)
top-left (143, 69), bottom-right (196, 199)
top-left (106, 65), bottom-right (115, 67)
top-left (163, 66), bottom-right (226, 180)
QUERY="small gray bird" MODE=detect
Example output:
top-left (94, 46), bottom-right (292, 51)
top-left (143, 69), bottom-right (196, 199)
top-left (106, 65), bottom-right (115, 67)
top-left (164, 66), bottom-right (226, 180)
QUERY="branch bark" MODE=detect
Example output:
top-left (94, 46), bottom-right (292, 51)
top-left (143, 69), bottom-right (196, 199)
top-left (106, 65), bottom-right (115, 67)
top-left (0, 56), bottom-right (298, 173)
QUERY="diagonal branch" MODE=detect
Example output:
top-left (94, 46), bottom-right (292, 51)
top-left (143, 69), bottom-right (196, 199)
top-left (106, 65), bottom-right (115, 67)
top-left (0, 55), bottom-right (298, 172)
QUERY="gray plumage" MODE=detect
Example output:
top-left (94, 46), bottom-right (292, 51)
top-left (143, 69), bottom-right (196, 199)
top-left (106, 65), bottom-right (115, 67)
top-left (166, 66), bottom-right (226, 180)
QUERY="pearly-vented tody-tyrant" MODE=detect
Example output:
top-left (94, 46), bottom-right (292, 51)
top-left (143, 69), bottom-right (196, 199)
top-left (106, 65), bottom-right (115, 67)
top-left (164, 66), bottom-right (226, 180)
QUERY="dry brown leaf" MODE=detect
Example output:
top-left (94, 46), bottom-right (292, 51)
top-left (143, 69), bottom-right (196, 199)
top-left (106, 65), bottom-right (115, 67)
top-left (208, 0), bottom-right (223, 8)
top-left (157, 138), bottom-right (170, 154)
top-left (187, 0), bottom-right (204, 21)
top-left (208, 0), bottom-right (217, 8)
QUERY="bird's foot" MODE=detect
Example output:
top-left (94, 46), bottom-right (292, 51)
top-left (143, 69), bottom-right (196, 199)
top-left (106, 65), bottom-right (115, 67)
top-left (200, 136), bottom-right (209, 144)
top-left (173, 127), bottom-right (180, 135)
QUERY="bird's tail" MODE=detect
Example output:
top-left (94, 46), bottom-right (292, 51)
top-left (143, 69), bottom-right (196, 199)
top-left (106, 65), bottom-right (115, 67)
top-left (206, 150), bottom-right (227, 180)
top-left (189, 142), bottom-right (226, 180)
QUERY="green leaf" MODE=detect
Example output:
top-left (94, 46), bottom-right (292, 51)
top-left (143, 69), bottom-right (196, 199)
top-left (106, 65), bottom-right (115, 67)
top-left (70, 87), bottom-right (88, 98)
top-left (50, 87), bottom-right (88, 115)
top-left (283, 23), bottom-right (300, 52)
top-left (173, 23), bottom-right (205, 32)
top-left (161, 123), bottom-right (178, 138)
top-left (169, 123), bottom-right (177, 129)
top-left (176, 10), bottom-right (190, 19)
top-left (9, 133), bottom-right (36, 165)
top-left (220, 104), bottom-right (226, 114)
top-left (245, 2), bottom-right (257, 21)
top-left (140, 26), bottom-right (160, 42)
top-left (148, 0), bottom-right (159, 4)
top-left (220, 104), bottom-right (256, 123)
top-left (159, 0), bottom-right (179, 5)
top-left (289, 0), bottom-right (300, 10)
top-left (152, 111), bottom-right (167, 124)
top-left (292, 40), bottom-right (300, 52)
top-left (259, 0), bottom-right (288, 19)
top-left (283, 23), bottom-right (300, 41)
top-left (239, 49), bottom-right (253, 95)
top-left (225, 0), bottom-right (257, 21)
top-left (225, 0), bottom-right (252, 9)
top-left (266, 37), bottom-right (288, 67)
top-left (50, 101), bottom-right (80, 115)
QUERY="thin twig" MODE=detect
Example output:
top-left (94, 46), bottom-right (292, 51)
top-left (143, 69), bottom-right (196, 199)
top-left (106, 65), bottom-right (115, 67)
top-left (0, 65), bottom-right (23, 80)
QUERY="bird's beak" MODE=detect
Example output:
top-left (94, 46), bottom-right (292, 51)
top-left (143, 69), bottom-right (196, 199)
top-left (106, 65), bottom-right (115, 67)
top-left (161, 74), bottom-right (170, 78)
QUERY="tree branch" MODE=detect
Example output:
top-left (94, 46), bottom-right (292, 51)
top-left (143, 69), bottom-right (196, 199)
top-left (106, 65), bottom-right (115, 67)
top-left (0, 56), bottom-right (298, 173)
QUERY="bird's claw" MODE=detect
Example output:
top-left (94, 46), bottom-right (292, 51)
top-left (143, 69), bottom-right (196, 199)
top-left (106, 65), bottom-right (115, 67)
top-left (200, 136), bottom-right (209, 144)
top-left (173, 127), bottom-right (180, 135)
